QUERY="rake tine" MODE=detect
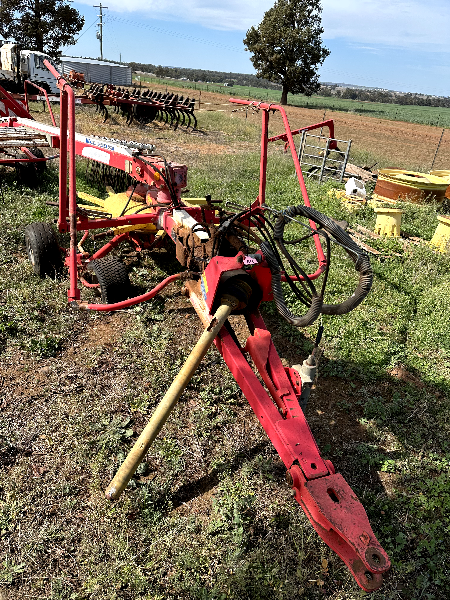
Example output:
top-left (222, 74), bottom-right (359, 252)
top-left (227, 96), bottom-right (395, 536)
top-left (169, 109), bottom-right (176, 128)
top-left (127, 107), bottom-right (134, 126)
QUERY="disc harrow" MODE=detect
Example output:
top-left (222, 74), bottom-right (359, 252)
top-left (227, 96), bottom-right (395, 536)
top-left (82, 82), bottom-right (197, 129)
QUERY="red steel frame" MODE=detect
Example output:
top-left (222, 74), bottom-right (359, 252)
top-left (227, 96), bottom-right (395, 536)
top-left (8, 65), bottom-right (390, 590)
top-left (0, 84), bottom-right (57, 167)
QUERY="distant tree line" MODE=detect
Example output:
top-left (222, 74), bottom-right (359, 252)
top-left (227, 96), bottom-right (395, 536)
top-left (126, 61), bottom-right (450, 109)
top-left (320, 85), bottom-right (450, 109)
top-left (128, 62), bottom-right (281, 90)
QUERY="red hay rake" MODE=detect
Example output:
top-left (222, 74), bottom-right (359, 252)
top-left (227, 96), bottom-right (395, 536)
top-left (5, 62), bottom-right (390, 591)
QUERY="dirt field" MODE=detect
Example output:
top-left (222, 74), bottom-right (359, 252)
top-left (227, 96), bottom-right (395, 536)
top-left (143, 83), bottom-right (450, 171)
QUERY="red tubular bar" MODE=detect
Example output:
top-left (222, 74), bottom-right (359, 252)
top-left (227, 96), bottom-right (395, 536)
top-left (23, 80), bottom-right (57, 127)
top-left (259, 109), bottom-right (269, 205)
top-left (68, 74), bottom-right (78, 302)
top-left (0, 153), bottom-right (57, 165)
top-left (58, 90), bottom-right (68, 230)
top-left (229, 99), bottom-right (327, 275)
top-left (91, 233), bottom-right (129, 260)
top-left (82, 272), bottom-right (185, 311)
top-left (75, 213), bottom-right (157, 231)
top-left (44, 59), bottom-right (80, 302)
top-left (268, 119), bottom-right (337, 144)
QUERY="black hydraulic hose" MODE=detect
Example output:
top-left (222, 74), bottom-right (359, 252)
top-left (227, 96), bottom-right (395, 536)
top-left (274, 205), bottom-right (373, 317)
top-left (247, 211), bottom-right (314, 306)
top-left (261, 240), bottom-right (323, 327)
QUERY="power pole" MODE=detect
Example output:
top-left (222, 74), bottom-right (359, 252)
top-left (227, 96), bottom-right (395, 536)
top-left (93, 3), bottom-right (108, 60)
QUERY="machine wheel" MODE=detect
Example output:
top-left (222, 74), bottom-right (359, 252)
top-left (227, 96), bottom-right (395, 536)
top-left (15, 152), bottom-right (38, 187)
top-left (24, 222), bottom-right (63, 278)
top-left (87, 256), bottom-right (131, 304)
top-left (30, 147), bottom-right (46, 176)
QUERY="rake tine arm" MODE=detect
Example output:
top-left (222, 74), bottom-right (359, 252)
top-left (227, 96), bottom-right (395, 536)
top-left (190, 109), bottom-right (198, 130)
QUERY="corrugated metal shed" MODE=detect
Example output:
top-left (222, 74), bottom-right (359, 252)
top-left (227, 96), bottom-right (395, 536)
top-left (60, 57), bottom-right (132, 86)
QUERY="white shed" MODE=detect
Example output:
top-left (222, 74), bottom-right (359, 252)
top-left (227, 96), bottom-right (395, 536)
top-left (60, 57), bottom-right (132, 86)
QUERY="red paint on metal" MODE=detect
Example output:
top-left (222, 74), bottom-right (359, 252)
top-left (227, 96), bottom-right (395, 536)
top-left (203, 255), bottom-right (245, 312)
top-left (85, 272), bottom-right (185, 311)
top-left (289, 465), bottom-right (390, 591)
top-left (187, 285), bottom-right (390, 589)
top-left (91, 233), bottom-right (129, 260)
top-left (23, 80), bottom-right (57, 127)
top-left (267, 119), bottom-right (337, 146)
top-left (0, 85), bottom-right (33, 119)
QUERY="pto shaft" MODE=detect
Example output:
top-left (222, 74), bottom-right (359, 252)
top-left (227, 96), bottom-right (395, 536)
top-left (105, 298), bottom-right (237, 500)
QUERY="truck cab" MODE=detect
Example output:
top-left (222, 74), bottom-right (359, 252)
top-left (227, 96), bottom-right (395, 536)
top-left (19, 50), bottom-right (60, 94)
top-left (0, 44), bottom-right (59, 94)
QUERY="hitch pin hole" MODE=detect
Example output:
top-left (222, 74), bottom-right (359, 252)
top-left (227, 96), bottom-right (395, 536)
top-left (327, 488), bottom-right (340, 503)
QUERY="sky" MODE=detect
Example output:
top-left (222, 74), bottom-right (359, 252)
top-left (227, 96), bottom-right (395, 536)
top-left (63, 1), bottom-right (450, 96)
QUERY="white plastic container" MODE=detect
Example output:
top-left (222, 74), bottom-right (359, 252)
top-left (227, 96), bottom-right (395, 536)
top-left (345, 177), bottom-right (366, 199)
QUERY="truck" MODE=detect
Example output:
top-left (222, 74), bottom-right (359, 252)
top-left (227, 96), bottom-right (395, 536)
top-left (0, 43), bottom-right (60, 94)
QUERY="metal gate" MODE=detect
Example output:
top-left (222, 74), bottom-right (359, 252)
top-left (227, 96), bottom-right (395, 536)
top-left (298, 131), bottom-right (352, 184)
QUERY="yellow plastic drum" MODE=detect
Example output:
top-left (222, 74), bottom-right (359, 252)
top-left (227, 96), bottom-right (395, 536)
top-left (430, 215), bottom-right (450, 253)
top-left (374, 207), bottom-right (403, 237)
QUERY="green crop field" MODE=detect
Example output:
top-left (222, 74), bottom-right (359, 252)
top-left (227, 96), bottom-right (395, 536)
top-left (134, 75), bottom-right (450, 129)
top-left (0, 106), bottom-right (449, 600)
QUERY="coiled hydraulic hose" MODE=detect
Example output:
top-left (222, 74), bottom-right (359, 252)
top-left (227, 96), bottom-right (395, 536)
top-left (262, 205), bottom-right (373, 327)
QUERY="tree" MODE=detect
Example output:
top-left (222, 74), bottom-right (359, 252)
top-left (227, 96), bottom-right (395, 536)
top-left (0, 0), bottom-right (84, 58)
top-left (244, 0), bottom-right (329, 105)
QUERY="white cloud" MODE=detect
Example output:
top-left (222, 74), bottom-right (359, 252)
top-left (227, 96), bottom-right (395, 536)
top-left (80, 0), bottom-right (274, 31)
top-left (321, 0), bottom-right (450, 51)
top-left (79, 0), bottom-right (450, 52)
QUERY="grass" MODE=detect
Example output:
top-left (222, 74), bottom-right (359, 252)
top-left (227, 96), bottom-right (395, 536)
top-left (135, 76), bottom-right (450, 129)
top-left (0, 104), bottom-right (449, 600)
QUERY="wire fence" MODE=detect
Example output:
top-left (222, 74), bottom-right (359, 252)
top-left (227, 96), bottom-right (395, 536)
top-left (133, 75), bottom-right (450, 129)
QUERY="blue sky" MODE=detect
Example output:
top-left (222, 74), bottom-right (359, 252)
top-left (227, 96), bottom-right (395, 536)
top-left (64, 1), bottom-right (450, 96)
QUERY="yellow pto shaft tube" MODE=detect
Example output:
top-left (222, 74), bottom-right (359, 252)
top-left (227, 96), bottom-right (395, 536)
top-left (105, 297), bottom-right (237, 500)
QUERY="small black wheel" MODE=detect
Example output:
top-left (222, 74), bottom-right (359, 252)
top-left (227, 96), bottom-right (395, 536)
top-left (87, 256), bottom-right (131, 304)
top-left (15, 152), bottom-right (38, 187)
top-left (24, 222), bottom-right (63, 278)
top-left (30, 148), bottom-right (46, 176)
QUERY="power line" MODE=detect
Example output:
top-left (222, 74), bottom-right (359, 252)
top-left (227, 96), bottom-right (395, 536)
top-left (74, 18), bottom-right (98, 44)
top-left (105, 15), bottom-right (243, 54)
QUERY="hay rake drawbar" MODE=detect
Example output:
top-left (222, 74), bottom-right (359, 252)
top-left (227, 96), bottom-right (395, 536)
top-left (5, 62), bottom-right (391, 591)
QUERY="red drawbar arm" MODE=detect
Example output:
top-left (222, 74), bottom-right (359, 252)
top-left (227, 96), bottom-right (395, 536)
top-left (188, 284), bottom-right (390, 592)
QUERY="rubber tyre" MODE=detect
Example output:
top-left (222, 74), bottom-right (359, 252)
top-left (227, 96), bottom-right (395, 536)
top-left (24, 222), bottom-right (63, 278)
top-left (15, 152), bottom-right (38, 187)
top-left (30, 147), bottom-right (46, 176)
top-left (87, 256), bottom-right (131, 304)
